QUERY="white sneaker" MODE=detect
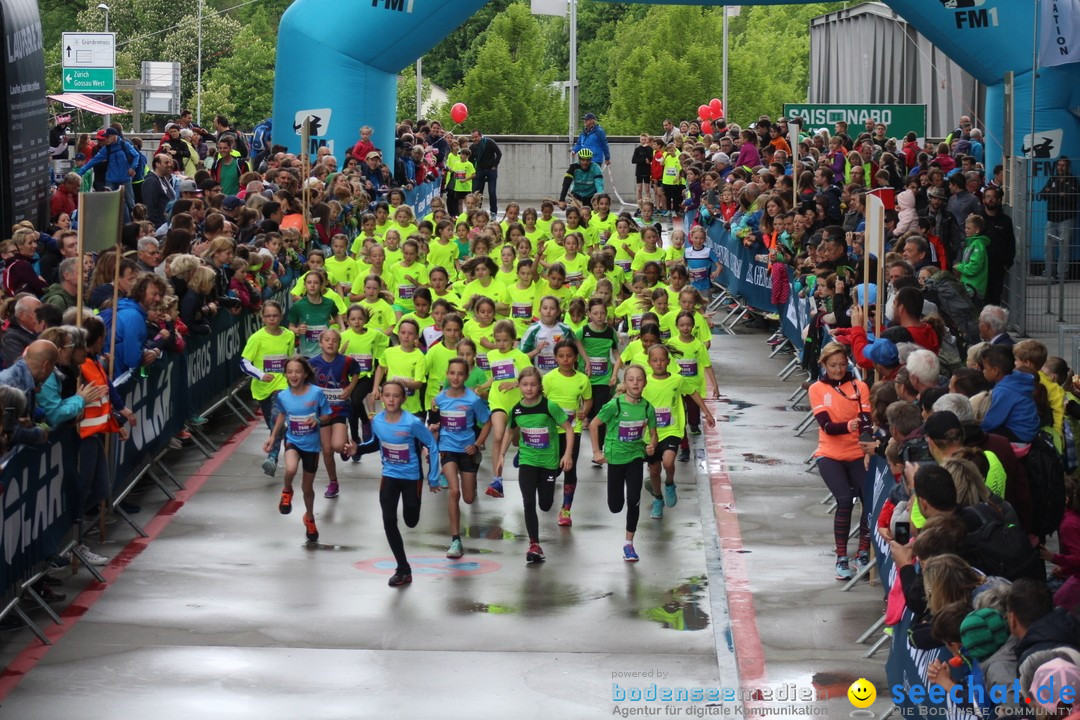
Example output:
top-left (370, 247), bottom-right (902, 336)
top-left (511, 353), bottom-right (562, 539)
top-left (75, 544), bottom-right (109, 566)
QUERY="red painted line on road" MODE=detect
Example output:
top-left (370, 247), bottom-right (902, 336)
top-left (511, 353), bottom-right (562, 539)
top-left (703, 386), bottom-right (768, 699)
top-left (0, 421), bottom-right (258, 700)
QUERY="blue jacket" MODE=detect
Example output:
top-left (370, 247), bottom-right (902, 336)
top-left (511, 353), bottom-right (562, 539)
top-left (99, 298), bottom-right (148, 379)
top-left (38, 369), bottom-right (84, 427)
top-left (0, 360), bottom-right (48, 444)
top-left (573, 124), bottom-right (611, 165)
top-left (981, 371), bottom-right (1040, 443)
top-left (78, 139), bottom-right (140, 185)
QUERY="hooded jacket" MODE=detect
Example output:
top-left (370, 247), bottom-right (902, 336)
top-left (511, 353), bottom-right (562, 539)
top-left (98, 297), bottom-right (148, 379)
top-left (982, 371), bottom-right (1040, 443)
top-left (78, 138), bottom-right (140, 185)
top-left (1016, 609), bottom-right (1080, 668)
top-left (895, 189), bottom-right (918, 235)
top-left (882, 322), bottom-right (941, 355)
top-left (41, 283), bottom-right (76, 311)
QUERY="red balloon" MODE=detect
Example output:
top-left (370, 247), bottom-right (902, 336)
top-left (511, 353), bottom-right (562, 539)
top-left (450, 102), bottom-right (468, 124)
top-left (701, 120), bottom-right (713, 135)
top-left (697, 104), bottom-right (712, 121)
top-left (709, 98), bottom-right (724, 117)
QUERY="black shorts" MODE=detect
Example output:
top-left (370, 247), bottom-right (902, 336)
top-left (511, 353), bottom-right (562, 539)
top-left (635, 172), bottom-right (651, 184)
top-left (320, 416), bottom-right (347, 427)
top-left (285, 442), bottom-right (320, 473)
top-left (645, 435), bottom-right (683, 464)
top-left (441, 450), bottom-right (482, 474)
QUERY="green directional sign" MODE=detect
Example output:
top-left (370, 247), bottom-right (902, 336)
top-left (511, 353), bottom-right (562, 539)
top-left (783, 103), bottom-right (927, 139)
top-left (63, 67), bottom-right (115, 93)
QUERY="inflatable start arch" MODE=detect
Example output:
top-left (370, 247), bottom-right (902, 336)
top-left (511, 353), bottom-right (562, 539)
top-left (273, 0), bottom-right (1079, 179)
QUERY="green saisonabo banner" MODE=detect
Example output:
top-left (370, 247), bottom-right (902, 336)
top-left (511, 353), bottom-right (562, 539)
top-left (783, 103), bottom-right (927, 140)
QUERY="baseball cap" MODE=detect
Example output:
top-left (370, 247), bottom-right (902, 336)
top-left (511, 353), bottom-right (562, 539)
top-left (1031, 658), bottom-right (1080, 713)
top-left (583, 113), bottom-right (597, 121)
top-left (365, 151), bottom-right (381, 160)
top-left (927, 186), bottom-right (947, 200)
top-left (164, 123), bottom-right (178, 131)
top-left (104, 127), bottom-right (120, 137)
top-left (178, 179), bottom-right (201, 194)
top-left (222, 195), bottom-right (244, 211)
top-left (95, 129), bottom-right (107, 140)
top-left (75, 153), bottom-right (86, 161)
top-left (959, 608), bottom-right (1008, 662)
top-left (863, 337), bottom-right (899, 367)
top-left (924, 411), bottom-right (964, 441)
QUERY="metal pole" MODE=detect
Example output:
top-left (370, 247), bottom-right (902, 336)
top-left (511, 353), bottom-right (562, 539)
top-left (196, 0), bottom-right (203, 125)
top-left (569, 0), bottom-right (577, 144)
top-left (416, 58), bottom-right (423, 118)
top-left (722, 6), bottom-right (729, 122)
top-left (1032, 0), bottom-right (1041, 288)
top-left (103, 9), bottom-right (111, 128)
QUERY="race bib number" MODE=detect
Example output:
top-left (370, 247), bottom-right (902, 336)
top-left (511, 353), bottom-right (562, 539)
top-left (441, 410), bottom-right (467, 432)
top-left (520, 426), bottom-right (551, 449)
top-left (304, 325), bottom-right (327, 343)
top-left (689, 266), bottom-right (708, 282)
top-left (562, 407), bottom-right (577, 423)
top-left (678, 359), bottom-right (698, 377)
top-left (588, 356), bottom-right (609, 377)
top-left (512, 302), bottom-right (532, 319)
top-left (618, 420), bottom-right (645, 442)
top-left (288, 414), bottom-right (317, 436)
top-left (321, 387), bottom-right (346, 405)
top-left (536, 353), bottom-right (557, 371)
top-left (630, 314), bottom-right (643, 331)
top-left (398, 284), bottom-right (416, 300)
top-left (655, 407), bottom-right (672, 428)
top-left (351, 354), bottom-right (373, 373)
top-left (381, 442), bottom-right (411, 465)
top-left (665, 166), bottom-right (678, 177)
top-left (491, 360), bottom-right (515, 381)
top-left (477, 354), bottom-right (490, 371)
top-left (454, 171), bottom-right (466, 181)
top-left (263, 354), bottom-right (287, 374)
top-left (616, 259), bottom-right (632, 273)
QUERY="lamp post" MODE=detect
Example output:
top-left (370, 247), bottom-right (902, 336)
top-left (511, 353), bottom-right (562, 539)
top-left (97, 4), bottom-right (111, 126)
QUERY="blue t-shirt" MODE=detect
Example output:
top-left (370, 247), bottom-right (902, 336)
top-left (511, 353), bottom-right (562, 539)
top-left (274, 385), bottom-right (332, 453)
top-left (433, 388), bottom-right (491, 453)
top-left (309, 354), bottom-right (358, 419)
top-left (684, 245), bottom-right (718, 291)
top-left (370, 411), bottom-right (440, 485)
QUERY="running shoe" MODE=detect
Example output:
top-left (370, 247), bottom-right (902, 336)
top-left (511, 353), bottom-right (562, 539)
top-left (486, 478), bottom-right (504, 498)
top-left (188, 415), bottom-right (208, 426)
top-left (678, 447), bottom-right (690, 463)
top-left (689, 424), bottom-right (702, 436)
top-left (351, 449), bottom-right (362, 463)
top-left (853, 550), bottom-right (870, 575)
top-left (340, 449), bottom-right (350, 462)
top-left (526, 543), bottom-right (546, 563)
top-left (591, 459), bottom-right (604, 468)
top-left (303, 513), bottom-right (319, 542)
top-left (262, 454), bottom-right (278, 477)
top-left (177, 429), bottom-right (193, 441)
top-left (75, 544), bottom-right (109, 566)
top-left (388, 569), bottom-right (412, 587)
top-left (512, 451), bottom-right (520, 468)
top-left (278, 487), bottom-right (293, 515)
top-left (446, 538), bottom-right (464, 558)
top-left (623, 544), bottom-right (639, 562)
top-left (835, 556), bottom-right (853, 581)
top-left (557, 508), bottom-right (572, 527)
top-left (324, 481), bottom-right (339, 499)
top-left (650, 498), bottom-right (664, 519)
top-left (438, 474), bottom-right (449, 489)
top-left (663, 482), bottom-right (678, 508)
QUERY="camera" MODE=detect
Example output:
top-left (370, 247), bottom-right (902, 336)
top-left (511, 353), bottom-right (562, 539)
top-left (894, 521), bottom-right (911, 545)
top-left (2, 406), bottom-right (16, 435)
top-left (900, 441), bottom-right (934, 467)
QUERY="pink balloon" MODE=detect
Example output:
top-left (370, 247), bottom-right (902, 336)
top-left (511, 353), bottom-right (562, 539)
top-left (701, 120), bottom-right (713, 135)
top-left (450, 102), bottom-right (468, 124)
top-left (709, 98), bottom-right (723, 117)
top-left (697, 104), bottom-right (712, 121)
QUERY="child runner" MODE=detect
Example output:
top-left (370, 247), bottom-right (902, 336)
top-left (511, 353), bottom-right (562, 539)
top-left (371, 318), bottom-right (427, 418)
top-left (589, 364), bottom-right (658, 561)
top-left (485, 319), bottom-right (532, 498)
top-left (670, 310), bottom-right (720, 461)
top-left (241, 300), bottom-right (296, 476)
top-left (309, 329), bottom-right (359, 498)
top-left (389, 238), bottom-right (429, 318)
top-left (429, 221), bottom-right (460, 281)
top-left (264, 356), bottom-right (333, 542)
top-left (340, 304), bottom-right (388, 453)
top-left (685, 225), bottom-right (721, 297)
top-left (425, 313), bottom-right (464, 415)
top-left (287, 269), bottom-right (344, 357)
top-left (542, 339), bottom-right (592, 526)
top-left (521, 295), bottom-right (575, 375)
top-left (453, 338), bottom-right (490, 395)
top-left (642, 344), bottom-right (715, 519)
top-left (462, 295), bottom-right (498, 374)
top-left (430, 357), bottom-right (493, 558)
top-left (354, 381), bottom-right (440, 587)
top-left (577, 298), bottom-right (619, 462)
top-left (564, 297), bottom-right (588, 338)
top-left (494, 367), bottom-right (575, 563)
top-left (502, 259), bottom-right (539, 338)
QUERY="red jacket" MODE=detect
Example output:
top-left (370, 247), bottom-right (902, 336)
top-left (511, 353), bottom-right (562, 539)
top-left (50, 185), bottom-right (77, 219)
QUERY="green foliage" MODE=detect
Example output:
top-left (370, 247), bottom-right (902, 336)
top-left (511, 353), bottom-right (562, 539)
top-left (396, 63), bottom-right (433, 124)
top-left (200, 25), bottom-right (276, 129)
top-left (424, 0), bottom-right (511, 91)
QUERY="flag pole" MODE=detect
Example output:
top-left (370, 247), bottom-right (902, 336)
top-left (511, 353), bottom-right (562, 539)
top-left (75, 191), bottom-right (85, 329)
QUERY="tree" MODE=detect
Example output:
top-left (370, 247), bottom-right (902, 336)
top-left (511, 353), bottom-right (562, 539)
top-left (396, 63), bottom-right (433, 124)
top-left (449, 3), bottom-right (566, 135)
top-left (423, 0), bottom-right (512, 91)
top-left (200, 25), bottom-right (276, 129)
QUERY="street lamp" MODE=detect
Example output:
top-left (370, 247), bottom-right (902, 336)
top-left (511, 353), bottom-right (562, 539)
top-left (97, 3), bottom-right (110, 32)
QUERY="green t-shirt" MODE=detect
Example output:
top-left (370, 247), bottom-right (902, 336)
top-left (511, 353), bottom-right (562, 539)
top-left (578, 323), bottom-right (617, 385)
top-left (286, 296), bottom-right (339, 357)
top-left (218, 157), bottom-right (240, 195)
top-left (596, 395), bottom-right (656, 464)
top-left (509, 398), bottom-right (568, 470)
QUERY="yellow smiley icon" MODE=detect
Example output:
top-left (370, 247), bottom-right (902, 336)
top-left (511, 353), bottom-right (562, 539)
top-left (848, 678), bottom-right (877, 709)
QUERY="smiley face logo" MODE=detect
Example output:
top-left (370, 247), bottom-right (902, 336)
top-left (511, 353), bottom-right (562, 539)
top-left (848, 678), bottom-right (877, 709)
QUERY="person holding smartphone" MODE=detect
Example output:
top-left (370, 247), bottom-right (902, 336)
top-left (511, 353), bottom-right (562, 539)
top-left (809, 342), bottom-right (873, 581)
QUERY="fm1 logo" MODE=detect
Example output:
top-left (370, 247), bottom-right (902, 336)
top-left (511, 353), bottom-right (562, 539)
top-left (372, 0), bottom-right (414, 12)
top-left (938, 0), bottom-right (1000, 29)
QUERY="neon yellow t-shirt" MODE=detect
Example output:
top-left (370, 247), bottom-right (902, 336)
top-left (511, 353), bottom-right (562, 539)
top-left (340, 327), bottom-right (390, 379)
top-left (241, 327), bottom-right (297, 400)
top-left (325, 255), bottom-right (359, 289)
top-left (381, 345), bottom-right (427, 413)
top-left (542, 369), bottom-right (592, 434)
top-left (427, 240), bottom-right (459, 275)
top-left (502, 282), bottom-right (538, 336)
top-left (388, 261), bottom-right (430, 312)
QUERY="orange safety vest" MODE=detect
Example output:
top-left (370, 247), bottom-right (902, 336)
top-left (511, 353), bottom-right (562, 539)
top-left (78, 357), bottom-right (121, 438)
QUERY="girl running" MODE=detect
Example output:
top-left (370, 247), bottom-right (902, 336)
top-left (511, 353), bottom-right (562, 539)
top-left (670, 310), bottom-right (720, 461)
top-left (502, 259), bottom-right (539, 338)
top-left (494, 367), bottom-right (575, 563)
top-left (521, 295), bottom-right (574, 375)
top-left (287, 269), bottom-right (344, 357)
top-left (355, 381), bottom-right (441, 587)
top-left (425, 313), bottom-right (465, 412)
top-left (241, 300), bottom-right (297, 477)
top-left (264, 356), bottom-right (333, 542)
top-left (309, 329), bottom-right (359, 499)
top-left (577, 298), bottom-right (619, 462)
top-left (340, 304), bottom-right (388, 454)
top-left (430, 357), bottom-right (493, 558)
top-left (542, 339), bottom-right (592, 526)
top-left (485, 319), bottom-right (532, 498)
top-left (371, 318), bottom-right (427, 417)
top-left (462, 296), bottom-right (497, 373)
top-left (454, 338), bottom-right (490, 395)
top-left (589, 364), bottom-right (658, 562)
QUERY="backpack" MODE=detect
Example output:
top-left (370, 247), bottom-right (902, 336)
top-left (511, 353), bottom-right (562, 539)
top-left (1022, 429), bottom-right (1067, 538)
top-left (960, 500), bottom-right (1044, 581)
top-left (251, 119), bottom-right (272, 155)
top-left (923, 270), bottom-right (980, 349)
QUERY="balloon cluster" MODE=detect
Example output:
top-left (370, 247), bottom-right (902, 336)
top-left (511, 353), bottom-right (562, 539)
top-left (696, 98), bottom-right (724, 135)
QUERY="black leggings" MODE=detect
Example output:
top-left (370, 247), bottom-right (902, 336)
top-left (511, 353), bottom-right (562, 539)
top-left (817, 457), bottom-right (869, 557)
top-left (380, 477), bottom-right (423, 572)
top-left (518, 464), bottom-right (558, 542)
top-left (607, 460), bottom-right (645, 533)
top-left (588, 383), bottom-right (612, 451)
top-left (558, 432), bottom-right (581, 488)
top-left (348, 375), bottom-right (375, 443)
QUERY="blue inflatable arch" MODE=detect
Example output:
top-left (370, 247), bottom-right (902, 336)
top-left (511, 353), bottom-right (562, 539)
top-left (273, 0), bottom-right (1079, 178)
